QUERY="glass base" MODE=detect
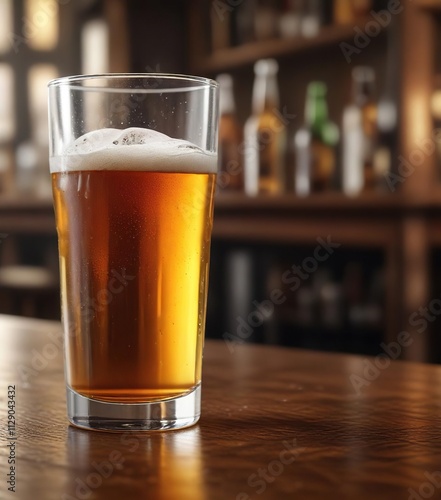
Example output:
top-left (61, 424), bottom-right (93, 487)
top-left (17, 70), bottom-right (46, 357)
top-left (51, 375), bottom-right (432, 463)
top-left (66, 384), bottom-right (201, 432)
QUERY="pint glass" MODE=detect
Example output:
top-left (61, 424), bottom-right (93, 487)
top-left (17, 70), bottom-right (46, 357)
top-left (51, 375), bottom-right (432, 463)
top-left (48, 74), bottom-right (218, 431)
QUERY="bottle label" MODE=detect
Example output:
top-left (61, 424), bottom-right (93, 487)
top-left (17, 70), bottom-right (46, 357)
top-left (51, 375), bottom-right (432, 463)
top-left (311, 139), bottom-right (335, 192)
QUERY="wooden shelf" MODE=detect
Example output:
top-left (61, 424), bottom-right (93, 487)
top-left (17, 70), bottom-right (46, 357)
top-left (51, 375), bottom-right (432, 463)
top-left (214, 191), bottom-right (441, 214)
top-left (0, 194), bottom-right (53, 210)
top-left (192, 20), bottom-right (383, 74)
top-left (416, 0), bottom-right (441, 11)
top-left (213, 192), bottom-right (399, 247)
top-left (0, 195), bottom-right (55, 234)
top-left (186, 0), bottom-right (441, 362)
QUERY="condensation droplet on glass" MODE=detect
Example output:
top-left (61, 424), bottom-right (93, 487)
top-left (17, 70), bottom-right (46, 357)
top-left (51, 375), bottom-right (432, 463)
top-left (59, 173), bottom-right (68, 191)
top-left (84, 174), bottom-right (91, 199)
top-left (77, 173), bottom-right (82, 193)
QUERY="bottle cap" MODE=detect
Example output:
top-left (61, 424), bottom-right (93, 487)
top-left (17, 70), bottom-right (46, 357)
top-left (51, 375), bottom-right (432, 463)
top-left (216, 73), bottom-right (233, 88)
top-left (254, 58), bottom-right (279, 76)
top-left (217, 73), bottom-right (235, 114)
top-left (352, 66), bottom-right (375, 83)
top-left (307, 81), bottom-right (327, 97)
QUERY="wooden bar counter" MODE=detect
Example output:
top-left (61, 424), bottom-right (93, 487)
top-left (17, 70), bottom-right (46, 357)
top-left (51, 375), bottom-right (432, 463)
top-left (1, 314), bottom-right (441, 499)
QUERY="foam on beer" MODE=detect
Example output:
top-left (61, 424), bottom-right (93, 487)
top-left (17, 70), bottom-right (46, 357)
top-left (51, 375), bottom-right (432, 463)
top-left (50, 128), bottom-right (217, 174)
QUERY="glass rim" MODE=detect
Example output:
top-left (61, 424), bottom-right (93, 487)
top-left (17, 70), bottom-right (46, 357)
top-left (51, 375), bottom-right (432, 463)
top-left (47, 72), bottom-right (219, 93)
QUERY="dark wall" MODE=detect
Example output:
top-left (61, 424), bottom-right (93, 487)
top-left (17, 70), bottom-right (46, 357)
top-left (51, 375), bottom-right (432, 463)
top-left (127, 0), bottom-right (187, 74)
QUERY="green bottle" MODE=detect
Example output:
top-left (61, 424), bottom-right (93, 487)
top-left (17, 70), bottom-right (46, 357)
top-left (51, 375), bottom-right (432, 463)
top-left (294, 82), bottom-right (339, 196)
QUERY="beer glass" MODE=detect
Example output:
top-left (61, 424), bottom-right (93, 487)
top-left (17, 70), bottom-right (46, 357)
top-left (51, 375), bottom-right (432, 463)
top-left (48, 74), bottom-right (218, 431)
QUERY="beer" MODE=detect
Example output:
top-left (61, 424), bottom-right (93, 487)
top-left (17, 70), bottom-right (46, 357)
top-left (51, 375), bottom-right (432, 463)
top-left (51, 128), bottom-right (216, 403)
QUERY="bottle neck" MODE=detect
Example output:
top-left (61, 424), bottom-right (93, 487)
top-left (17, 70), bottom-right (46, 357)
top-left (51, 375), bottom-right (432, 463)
top-left (352, 79), bottom-right (375, 107)
top-left (252, 72), bottom-right (279, 114)
top-left (219, 82), bottom-right (236, 115)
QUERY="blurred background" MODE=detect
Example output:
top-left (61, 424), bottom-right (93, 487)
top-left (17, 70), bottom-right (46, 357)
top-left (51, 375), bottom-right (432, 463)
top-left (0, 0), bottom-right (440, 362)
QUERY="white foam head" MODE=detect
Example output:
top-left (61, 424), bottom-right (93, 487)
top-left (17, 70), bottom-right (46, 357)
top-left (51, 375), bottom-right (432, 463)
top-left (50, 127), bottom-right (217, 174)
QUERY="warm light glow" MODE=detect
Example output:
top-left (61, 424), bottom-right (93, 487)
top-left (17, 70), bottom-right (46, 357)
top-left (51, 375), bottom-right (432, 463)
top-left (28, 64), bottom-right (58, 146)
top-left (24, 0), bottom-right (59, 51)
top-left (0, 63), bottom-right (14, 142)
top-left (81, 19), bottom-right (109, 75)
top-left (407, 88), bottom-right (430, 145)
top-left (0, 0), bottom-right (13, 54)
top-left (431, 90), bottom-right (441, 120)
top-left (158, 427), bottom-right (206, 500)
top-left (0, 146), bottom-right (13, 191)
top-left (80, 20), bottom-right (109, 132)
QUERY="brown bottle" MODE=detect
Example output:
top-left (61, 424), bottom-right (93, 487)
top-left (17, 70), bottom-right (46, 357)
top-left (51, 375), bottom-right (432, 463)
top-left (244, 59), bottom-right (286, 196)
top-left (342, 67), bottom-right (378, 195)
top-left (334, 0), bottom-right (372, 24)
top-left (217, 74), bottom-right (244, 191)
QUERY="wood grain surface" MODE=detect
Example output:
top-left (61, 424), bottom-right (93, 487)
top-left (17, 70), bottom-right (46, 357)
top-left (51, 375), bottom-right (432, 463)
top-left (1, 314), bottom-right (441, 500)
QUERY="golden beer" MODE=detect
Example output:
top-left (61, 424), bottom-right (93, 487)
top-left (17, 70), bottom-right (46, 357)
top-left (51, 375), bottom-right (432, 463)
top-left (49, 73), bottom-right (218, 431)
top-left (52, 168), bottom-right (215, 403)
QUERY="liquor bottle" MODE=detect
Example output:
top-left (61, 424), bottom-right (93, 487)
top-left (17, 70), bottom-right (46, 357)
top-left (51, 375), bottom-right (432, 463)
top-left (334, 0), bottom-right (373, 24)
top-left (233, 0), bottom-right (256, 46)
top-left (343, 261), bottom-right (365, 329)
top-left (254, 0), bottom-right (279, 41)
top-left (210, 4), bottom-right (231, 52)
top-left (342, 66), bottom-right (378, 196)
top-left (374, 17), bottom-right (398, 190)
top-left (278, 0), bottom-right (303, 39)
top-left (301, 0), bottom-right (322, 38)
top-left (224, 249), bottom-right (255, 343)
top-left (217, 74), bottom-right (244, 191)
top-left (244, 59), bottom-right (287, 196)
top-left (294, 82), bottom-right (339, 196)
